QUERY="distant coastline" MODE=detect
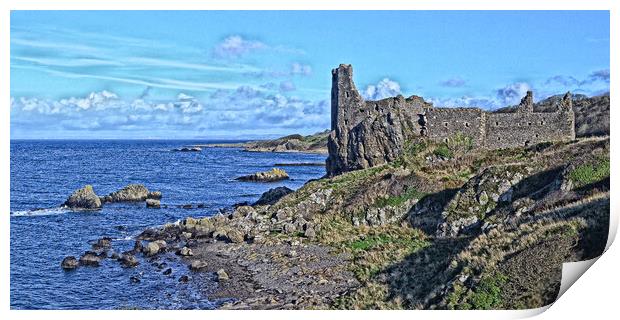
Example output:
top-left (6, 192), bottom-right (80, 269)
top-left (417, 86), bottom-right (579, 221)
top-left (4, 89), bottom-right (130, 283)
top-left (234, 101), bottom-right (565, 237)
top-left (193, 130), bottom-right (330, 155)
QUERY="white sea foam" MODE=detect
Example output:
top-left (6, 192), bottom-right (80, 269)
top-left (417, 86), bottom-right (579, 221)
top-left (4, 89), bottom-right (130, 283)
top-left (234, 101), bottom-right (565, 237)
top-left (112, 236), bottom-right (134, 241)
top-left (10, 207), bottom-right (69, 217)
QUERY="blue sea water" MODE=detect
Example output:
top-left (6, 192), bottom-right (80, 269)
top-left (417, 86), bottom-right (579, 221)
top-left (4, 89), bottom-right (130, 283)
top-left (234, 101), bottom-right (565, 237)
top-left (10, 140), bottom-right (326, 310)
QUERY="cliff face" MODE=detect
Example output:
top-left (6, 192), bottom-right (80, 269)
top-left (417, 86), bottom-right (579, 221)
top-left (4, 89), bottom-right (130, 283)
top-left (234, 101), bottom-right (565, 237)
top-left (326, 64), bottom-right (431, 176)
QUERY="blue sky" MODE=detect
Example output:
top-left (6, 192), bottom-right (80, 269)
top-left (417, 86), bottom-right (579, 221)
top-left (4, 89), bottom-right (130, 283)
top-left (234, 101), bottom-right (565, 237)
top-left (10, 11), bottom-right (609, 139)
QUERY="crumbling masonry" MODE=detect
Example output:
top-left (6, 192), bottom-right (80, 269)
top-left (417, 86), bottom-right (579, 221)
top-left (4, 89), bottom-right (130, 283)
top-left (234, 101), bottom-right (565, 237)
top-left (326, 64), bottom-right (575, 176)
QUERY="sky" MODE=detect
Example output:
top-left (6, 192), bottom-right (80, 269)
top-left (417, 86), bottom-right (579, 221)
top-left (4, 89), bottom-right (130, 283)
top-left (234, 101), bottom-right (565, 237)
top-left (10, 11), bottom-right (610, 139)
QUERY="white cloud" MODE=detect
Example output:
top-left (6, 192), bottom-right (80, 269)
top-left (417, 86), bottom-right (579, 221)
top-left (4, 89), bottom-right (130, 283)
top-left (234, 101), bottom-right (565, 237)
top-left (362, 78), bottom-right (402, 100)
top-left (212, 35), bottom-right (267, 59)
top-left (495, 82), bottom-right (532, 106)
top-left (291, 63), bottom-right (312, 76)
top-left (11, 87), bottom-right (330, 138)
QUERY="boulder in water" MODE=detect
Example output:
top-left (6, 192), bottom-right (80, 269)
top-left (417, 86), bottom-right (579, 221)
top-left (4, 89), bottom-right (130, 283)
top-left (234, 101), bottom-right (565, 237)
top-left (143, 242), bottom-right (160, 256)
top-left (105, 184), bottom-right (149, 202)
top-left (63, 185), bottom-right (102, 210)
top-left (147, 191), bottom-right (162, 200)
top-left (79, 251), bottom-right (102, 267)
top-left (235, 168), bottom-right (290, 182)
top-left (92, 237), bottom-right (112, 250)
top-left (146, 199), bottom-right (161, 208)
top-left (61, 256), bottom-right (79, 270)
top-left (118, 253), bottom-right (139, 268)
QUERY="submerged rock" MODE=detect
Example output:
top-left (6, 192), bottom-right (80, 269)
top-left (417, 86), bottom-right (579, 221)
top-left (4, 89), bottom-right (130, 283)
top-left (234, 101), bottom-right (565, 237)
top-left (61, 256), bottom-right (79, 270)
top-left (253, 186), bottom-right (294, 206)
top-left (235, 168), bottom-right (290, 182)
top-left (63, 185), bottom-right (102, 210)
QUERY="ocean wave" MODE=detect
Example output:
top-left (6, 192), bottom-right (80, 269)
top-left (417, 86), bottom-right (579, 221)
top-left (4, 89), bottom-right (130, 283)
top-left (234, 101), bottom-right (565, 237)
top-left (112, 236), bottom-right (134, 241)
top-left (10, 207), bottom-right (69, 217)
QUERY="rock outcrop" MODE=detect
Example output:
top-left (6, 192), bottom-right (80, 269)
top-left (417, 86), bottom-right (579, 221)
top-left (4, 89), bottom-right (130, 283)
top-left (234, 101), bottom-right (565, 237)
top-left (63, 185), bottom-right (102, 210)
top-left (102, 184), bottom-right (150, 202)
top-left (253, 186), bottom-right (294, 206)
top-left (235, 168), bottom-right (289, 182)
top-left (61, 256), bottom-right (79, 270)
top-left (326, 64), bottom-right (431, 176)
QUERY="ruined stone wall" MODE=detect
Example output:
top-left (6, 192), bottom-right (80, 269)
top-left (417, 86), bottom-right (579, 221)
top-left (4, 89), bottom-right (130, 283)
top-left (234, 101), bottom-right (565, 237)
top-left (483, 92), bottom-right (575, 149)
top-left (326, 64), bottom-right (575, 176)
top-left (425, 108), bottom-right (486, 146)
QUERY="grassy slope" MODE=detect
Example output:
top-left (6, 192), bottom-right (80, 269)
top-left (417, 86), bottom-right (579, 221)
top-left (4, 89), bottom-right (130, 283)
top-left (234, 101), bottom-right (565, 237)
top-left (267, 135), bottom-right (610, 309)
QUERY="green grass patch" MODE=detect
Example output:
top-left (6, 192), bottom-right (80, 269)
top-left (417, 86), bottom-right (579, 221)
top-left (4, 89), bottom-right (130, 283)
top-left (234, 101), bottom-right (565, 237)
top-left (434, 144), bottom-right (453, 159)
top-left (373, 187), bottom-right (425, 208)
top-left (468, 272), bottom-right (508, 310)
top-left (349, 234), bottom-right (393, 251)
top-left (569, 157), bottom-right (610, 188)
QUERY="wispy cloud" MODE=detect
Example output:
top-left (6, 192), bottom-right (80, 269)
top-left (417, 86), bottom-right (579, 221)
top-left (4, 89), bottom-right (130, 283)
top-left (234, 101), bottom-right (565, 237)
top-left (439, 77), bottom-right (467, 88)
top-left (291, 62), bottom-right (312, 76)
top-left (212, 35), bottom-right (268, 59)
top-left (12, 64), bottom-right (260, 93)
top-left (588, 69), bottom-right (610, 83)
top-left (212, 35), bottom-right (306, 60)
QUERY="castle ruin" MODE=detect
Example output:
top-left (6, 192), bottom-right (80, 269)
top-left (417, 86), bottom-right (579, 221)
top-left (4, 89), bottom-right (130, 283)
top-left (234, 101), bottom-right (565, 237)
top-left (326, 64), bottom-right (575, 176)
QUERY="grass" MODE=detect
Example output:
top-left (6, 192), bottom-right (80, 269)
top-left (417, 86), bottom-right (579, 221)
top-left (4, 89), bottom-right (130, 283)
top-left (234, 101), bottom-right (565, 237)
top-left (373, 187), bottom-right (425, 208)
top-left (468, 272), bottom-right (508, 309)
top-left (569, 157), bottom-right (610, 188)
top-left (434, 144), bottom-right (453, 159)
top-left (349, 234), bottom-right (398, 251)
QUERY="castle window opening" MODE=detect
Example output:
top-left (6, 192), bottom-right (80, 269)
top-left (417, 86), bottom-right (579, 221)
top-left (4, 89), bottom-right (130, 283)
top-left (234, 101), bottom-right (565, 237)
top-left (497, 137), bottom-right (501, 141)
top-left (540, 121), bottom-right (544, 125)
top-left (495, 121), bottom-right (499, 126)
top-left (345, 91), bottom-right (350, 98)
top-left (528, 122), bottom-right (532, 126)
top-left (535, 134), bottom-right (539, 138)
top-left (444, 122), bottom-right (449, 127)
top-left (464, 122), bottom-right (470, 127)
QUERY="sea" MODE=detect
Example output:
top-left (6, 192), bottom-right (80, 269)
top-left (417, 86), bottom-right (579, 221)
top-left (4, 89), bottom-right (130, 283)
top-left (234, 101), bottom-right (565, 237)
top-left (10, 140), bottom-right (326, 309)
